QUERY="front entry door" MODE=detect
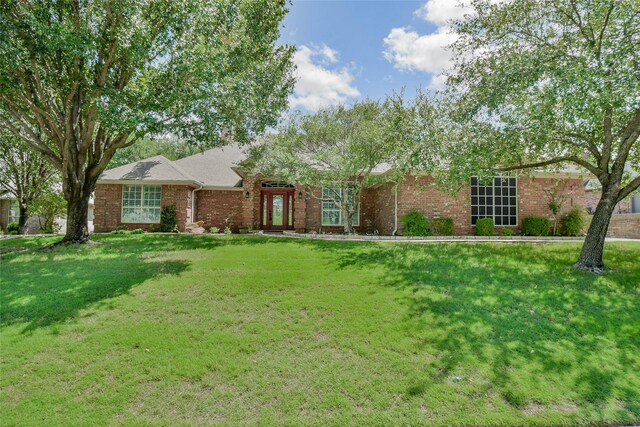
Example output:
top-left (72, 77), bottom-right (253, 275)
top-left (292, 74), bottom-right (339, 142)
top-left (261, 191), bottom-right (294, 230)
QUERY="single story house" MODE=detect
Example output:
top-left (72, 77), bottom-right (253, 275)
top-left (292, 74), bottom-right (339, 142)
top-left (94, 145), bottom-right (587, 235)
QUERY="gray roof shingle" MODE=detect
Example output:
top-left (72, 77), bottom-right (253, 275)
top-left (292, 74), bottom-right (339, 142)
top-left (98, 145), bottom-right (247, 188)
top-left (99, 155), bottom-right (198, 184)
top-left (174, 145), bottom-right (246, 188)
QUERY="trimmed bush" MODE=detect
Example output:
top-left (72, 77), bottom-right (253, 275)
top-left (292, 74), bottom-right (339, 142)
top-left (559, 209), bottom-right (586, 236)
top-left (522, 216), bottom-right (551, 236)
top-left (400, 210), bottom-right (430, 236)
top-left (501, 228), bottom-right (514, 237)
top-left (160, 205), bottom-right (178, 232)
top-left (430, 217), bottom-right (454, 236)
top-left (7, 222), bottom-right (20, 234)
top-left (475, 218), bottom-right (494, 236)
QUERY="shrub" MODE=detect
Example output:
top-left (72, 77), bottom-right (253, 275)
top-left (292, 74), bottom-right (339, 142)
top-left (522, 216), bottom-right (551, 236)
top-left (400, 210), bottom-right (430, 236)
top-left (7, 222), bottom-right (20, 234)
top-left (501, 228), bottom-right (514, 237)
top-left (31, 191), bottom-right (66, 234)
top-left (559, 208), bottom-right (586, 236)
top-left (130, 228), bottom-right (145, 234)
top-left (223, 226), bottom-right (232, 235)
top-left (475, 218), bottom-right (494, 236)
top-left (430, 217), bottom-right (454, 236)
top-left (209, 226), bottom-right (220, 234)
top-left (160, 205), bottom-right (178, 232)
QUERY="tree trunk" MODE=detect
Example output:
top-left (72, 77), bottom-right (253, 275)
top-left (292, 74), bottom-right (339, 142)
top-left (63, 194), bottom-right (91, 243)
top-left (18, 204), bottom-right (28, 234)
top-left (574, 186), bottom-right (617, 272)
top-left (342, 208), bottom-right (354, 234)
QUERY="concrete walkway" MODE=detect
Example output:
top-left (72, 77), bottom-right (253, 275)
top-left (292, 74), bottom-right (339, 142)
top-left (272, 231), bottom-right (640, 244)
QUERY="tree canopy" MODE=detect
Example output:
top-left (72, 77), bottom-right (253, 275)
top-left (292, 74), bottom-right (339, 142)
top-left (254, 96), bottom-right (439, 233)
top-left (0, 130), bottom-right (58, 231)
top-left (108, 137), bottom-right (201, 169)
top-left (0, 0), bottom-right (295, 242)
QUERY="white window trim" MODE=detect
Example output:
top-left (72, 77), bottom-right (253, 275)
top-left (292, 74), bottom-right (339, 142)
top-left (121, 184), bottom-right (162, 224)
top-left (321, 186), bottom-right (360, 227)
top-left (470, 175), bottom-right (518, 226)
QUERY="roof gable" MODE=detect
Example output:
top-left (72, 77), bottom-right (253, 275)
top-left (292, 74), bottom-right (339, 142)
top-left (99, 155), bottom-right (198, 184)
top-left (173, 145), bottom-right (246, 188)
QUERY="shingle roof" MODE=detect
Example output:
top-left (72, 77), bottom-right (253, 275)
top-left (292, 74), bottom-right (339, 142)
top-left (98, 145), bottom-right (248, 188)
top-left (99, 155), bottom-right (199, 184)
top-left (174, 145), bottom-right (246, 188)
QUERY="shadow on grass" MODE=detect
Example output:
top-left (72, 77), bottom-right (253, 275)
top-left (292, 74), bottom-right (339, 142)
top-left (0, 235), bottom-right (277, 334)
top-left (2, 244), bottom-right (186, 334)
top-left (301, 239), bottom-right (640, 415)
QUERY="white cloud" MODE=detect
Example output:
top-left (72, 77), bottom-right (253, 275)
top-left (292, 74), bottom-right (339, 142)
top-left (383, 27), bottom-right (457, 75)
top-left (383, 0), bottom-right (476, 88)
top-left (320, 44), bottom-right (338, 63)
top-left (289, 45), bottom-right (360, 112)
top-left (414, 0), bottom-right (472, 26)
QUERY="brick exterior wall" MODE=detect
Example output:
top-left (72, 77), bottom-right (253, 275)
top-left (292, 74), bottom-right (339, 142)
top-left (94, 174), bottom-right (587, 236)
top-left (94, 184), bottom-right (122, 232)
top-left (94, 183), bottom-right (192, 232)
top-left (606, 214), bottom-right (640, 238)
top-left (306, 175), bottom-right (585, 235)
top-left (195, 190), bottom-right (244, 232)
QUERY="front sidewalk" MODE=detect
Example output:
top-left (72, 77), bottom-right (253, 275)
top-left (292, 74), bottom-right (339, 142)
top-left (277, 230), bottom-right (640, 243)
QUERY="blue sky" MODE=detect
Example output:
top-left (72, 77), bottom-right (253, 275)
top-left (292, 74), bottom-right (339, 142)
top-left (280, 0), bottom-right (470, 111)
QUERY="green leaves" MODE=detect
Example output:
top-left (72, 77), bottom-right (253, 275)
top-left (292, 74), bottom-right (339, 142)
top-left (446, 0), bottom-right (640, 179)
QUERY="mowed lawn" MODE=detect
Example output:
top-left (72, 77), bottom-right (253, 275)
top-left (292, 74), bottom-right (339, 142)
top-left (1, 235), bottom-right (639, 426)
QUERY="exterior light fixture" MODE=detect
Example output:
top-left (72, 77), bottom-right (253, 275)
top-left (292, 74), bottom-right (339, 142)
top-left (245, 191), bottom-right (250, 199)
top-left (298, 191), bottom-right (303, 199)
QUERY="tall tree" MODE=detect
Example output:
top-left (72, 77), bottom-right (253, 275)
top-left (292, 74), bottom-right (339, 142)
top-left (0, 130), bottom-right (58, 232)
top-left (0, 0), bottom-right (295, 243)
top-left (444, 0), bottom-right (639, 271)
top-left (254, 97), bottom-right (434, 233)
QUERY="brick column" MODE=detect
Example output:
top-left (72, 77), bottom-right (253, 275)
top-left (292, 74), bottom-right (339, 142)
top-left (293, 185), bottom-right (307, 232)
top-left (242, 175), bottom-right (257, 229)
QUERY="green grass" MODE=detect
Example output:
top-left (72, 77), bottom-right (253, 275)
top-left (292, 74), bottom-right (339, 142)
top-left (1, 235), bottom-right (639, 426)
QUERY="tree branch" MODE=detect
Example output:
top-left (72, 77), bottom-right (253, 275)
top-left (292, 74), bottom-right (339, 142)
top-left (617, 175), bottom-right (640, 203)
top-left (498, 155), bottom-right (602, 178)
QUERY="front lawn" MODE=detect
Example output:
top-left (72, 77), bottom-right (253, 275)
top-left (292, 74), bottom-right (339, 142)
top-left (1, 235), bottom-right (639, 426)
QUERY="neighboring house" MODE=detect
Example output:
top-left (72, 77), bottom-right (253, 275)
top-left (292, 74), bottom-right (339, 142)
top-left (0, 189), bottom-right (87, 234)
top-left (94, 145), bottom-right (587, 235)
top-left (584, 179), bottom-right (640, 215)
top-left (0, 190), bottom-right (20, 231)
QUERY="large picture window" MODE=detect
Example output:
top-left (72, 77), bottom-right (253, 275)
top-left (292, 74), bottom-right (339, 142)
top-left (471, 175), bottom-right (517, 226)
top-left (322, 187), bottom-right (360, 226)
top-left (122, 185), bottom-right (161, 223)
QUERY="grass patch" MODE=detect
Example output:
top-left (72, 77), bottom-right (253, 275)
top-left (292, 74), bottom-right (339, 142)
top-left (1, 235), bottom-right (639, 426)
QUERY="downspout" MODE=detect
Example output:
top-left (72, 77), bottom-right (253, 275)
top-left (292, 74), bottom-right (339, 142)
top-left (392, 182), bottom-right (399, 236)
top-left (192, 183), bottom-right (203, 224)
